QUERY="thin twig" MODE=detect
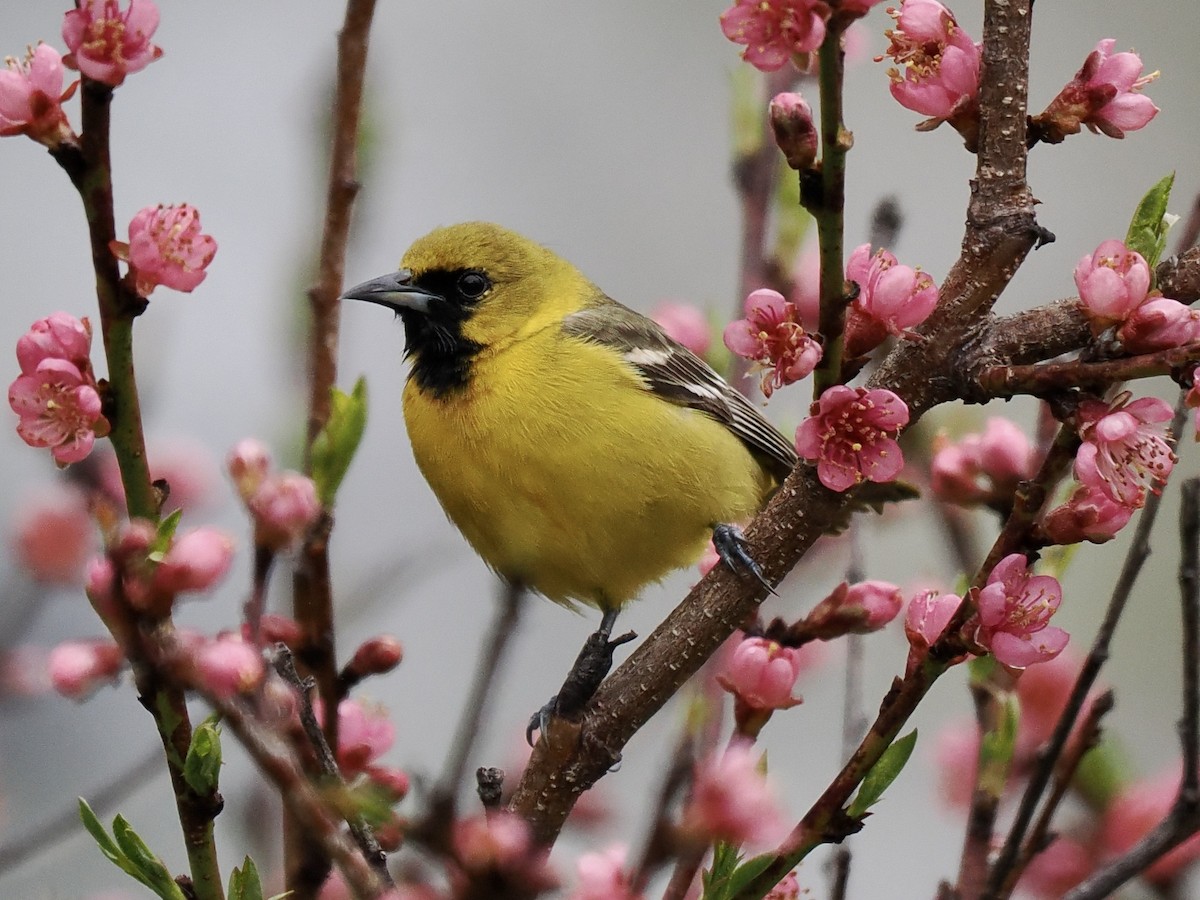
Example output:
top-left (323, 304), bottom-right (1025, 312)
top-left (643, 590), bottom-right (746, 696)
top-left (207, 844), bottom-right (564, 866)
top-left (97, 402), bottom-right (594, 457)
top-left (1062, 476), bottom-right (1200, 899)
top-left (983, 396), bottom-right (1191, 899)
top-left (976, 342), bottom-right (1200, 399)
top-left (425, 582), bottom-right (526, 843)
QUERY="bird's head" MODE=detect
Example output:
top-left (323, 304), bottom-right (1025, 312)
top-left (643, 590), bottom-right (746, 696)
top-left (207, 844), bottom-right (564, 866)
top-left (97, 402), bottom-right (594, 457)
top-left (342, 221), bottom-right (591, 359)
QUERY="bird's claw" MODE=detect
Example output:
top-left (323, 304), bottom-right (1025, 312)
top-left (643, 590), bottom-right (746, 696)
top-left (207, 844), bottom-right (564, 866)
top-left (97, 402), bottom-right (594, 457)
top-left (712, 523), bottom-right (776, 596)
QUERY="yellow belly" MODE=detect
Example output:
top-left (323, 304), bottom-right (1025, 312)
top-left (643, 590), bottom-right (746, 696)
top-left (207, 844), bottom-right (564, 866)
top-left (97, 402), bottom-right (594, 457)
top-left (402, 331), bottom-right (774, 608)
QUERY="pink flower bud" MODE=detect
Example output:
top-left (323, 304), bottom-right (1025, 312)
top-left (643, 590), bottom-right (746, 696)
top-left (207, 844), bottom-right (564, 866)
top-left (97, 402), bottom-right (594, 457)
top-left (973, 417), bottom-right (1036, 486)
top-left (153, 528), bottom-right (234, 596)
top-left (0, 43), bottom-right (77, 147)
top-left (16, 312), bottom-right (92, 374)
top-left (11, 484), bottom-right (95, 584)
top-left (253, 613), bottom-right (303, 646)
top-left (1019, 836), bottom-right (1094, 898)
top-left (193, 636), bottom-right (264, 699)
top-left (452, 811), bottom-right (558, 891)
top-left (843, 580), bottom-right (904, 629)
top-left (716, 634), bottom-right (805, 711)
top-left (1040, 39), bottom-right (1159, 141)
top-left (347, 636), bottom-right (404, 678)
top-left (48, 639), bottom-right (124, 700)
top-left (650, 302), bottom-right (712, 357)
top-left (248, 472), bottom-right (321, 549)
top-left (769, 92), bottom-right (818, 170)
top-left (366, 765), bottom-right (411, 802)
top-left (227, 438), bottom-right (273, 501)
top-left (844, 244), bottom-right (938, 354)
top-left (336, 698), bottom-right (395, 774)
top-left (61, 0), bottom-right (163, 87)
top-left (1041, 484), bottom-right (1133, 545)
top-left (113, 204), bottom-right (218, 297)
top-left (569, 845), bottom-right (638, 900)
top-left (1073, 239), bottom-right (1151, 330)
top-left (1116, 295), bottom-right (1200, 353)
top-left (682, 741), bottom-right (783, 846)
top-left (720, 0), bottom-right (829, 72)
top-left (930, 439), bottom-right (987, 505)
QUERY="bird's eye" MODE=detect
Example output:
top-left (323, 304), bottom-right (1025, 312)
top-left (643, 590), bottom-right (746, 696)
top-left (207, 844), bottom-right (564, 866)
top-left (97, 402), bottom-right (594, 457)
top-left (457, 271), bottom-right (490, 300)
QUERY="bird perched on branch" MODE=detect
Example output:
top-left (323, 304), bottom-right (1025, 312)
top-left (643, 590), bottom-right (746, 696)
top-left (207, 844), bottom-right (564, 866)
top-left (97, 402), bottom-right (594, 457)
top-left (342, 222), bottom-right (795, 730)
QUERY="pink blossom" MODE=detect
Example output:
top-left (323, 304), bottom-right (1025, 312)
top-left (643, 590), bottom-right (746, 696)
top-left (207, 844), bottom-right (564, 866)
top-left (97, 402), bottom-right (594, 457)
top-left (1041, 39), bottom-right (1159, 140)
top-left (0, 43), bottom-right (77, 146)
top-left (366, 765), bottom-right (411, 802)
top-left (651, 301), bottom-right (712, 357)
top-left (1102, 767), bottom-right (1200, 884)
top-left (769, 92), bottom-right (817, 170)
top-left (683, 741), bottom-right (783, 846)
top-left (11, 484), bottom-right (95, 584)
top-left (844, 244), bottom-right (938, 355)
top-left (931, 418), bottom-right (1035, 505)
top-left (337, 698), bottom-right (395, 774)
top-left (724, 288), bottom-right (823, 397)
top-left (975, 554), bottom-right (1068, 669)
top-left (9, 357), bottom-right (105, 464)
top-left (247, 471), bottom-right (321, 549)
top-left (882, 0), bottom-right (981, 121)
top-left (806, 580), bottom-right (903, 636)
top-left (1041, 483), bottom-right (1134, 545)
top-left (61, 0), bottom-right (162, 87)
top-left (717, 634), bottom-right (806, 710)
top-left (48, 638), bottom-right (124, 700)
top-left (568, 845), bottom-right (641, 900)
top-left (452, 812), bottom-right (558, 892)
top-left (1116, 295), bottom-right (1200, 353)
top-left (837, 0), bottom-right (885, 14)
top-left (904, 589), bottom-right (963, 652)
top-left (152, 527), bottom-right (234, 596)
top-left (1019, 835), bottom-right (1094, 898)
top-left (1073, 239), bottom-right (1151, 330)
top-left (193, 636), bottom-right (264, 699)
top-left (226, 437), bottom-right (273, 501)
top-left (719, 0), bottom-right (830, 72)
top-left (113, 204), bottom-right (217, 296)
top-left (1075, 394), bottom-right (1175, 508)
top-left (794, 385), bottom-right (909, 491)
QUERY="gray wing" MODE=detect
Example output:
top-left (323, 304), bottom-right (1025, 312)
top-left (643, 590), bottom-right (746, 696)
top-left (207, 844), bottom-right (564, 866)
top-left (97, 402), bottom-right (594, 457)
top-left (562, 300), bottom-right (798, 481)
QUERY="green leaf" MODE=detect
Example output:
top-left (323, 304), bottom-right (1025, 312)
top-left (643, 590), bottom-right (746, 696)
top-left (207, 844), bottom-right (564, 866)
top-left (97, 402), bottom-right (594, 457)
top-left (847, 729), bottom-right (918, 819)
top-left (147, 508), bottom-right (184, 562)
top-left (78, 800), bottom-right (187, 900)
top-left (978, 695), bottom-right (1019, 798)
top-left (700, 842), bottom-right (742, 900)
top-left (724, 852), bottom-right (778, 898)
top-left (1125, 172), bottom-right (1175, 276)
top-left (184, 715), bottom-right (223, 795)
top-left (229, 856), bottom-right (265, 900)
top-left (310, 376), bottom-right (368, 506)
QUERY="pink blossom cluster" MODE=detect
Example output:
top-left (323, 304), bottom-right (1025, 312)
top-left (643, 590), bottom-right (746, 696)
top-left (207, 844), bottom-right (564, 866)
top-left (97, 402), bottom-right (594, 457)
top-left (0, 43), bottom-right (77, 146)
top-left (795, 385), bottom-right (909, 491)
top-left (111, 204), bottom-right (218, 297)
top-left (881, 0), bottom-right (981, 124)
top-left (1042, 393), bottom-right (1174, 545)
top-left (719, 0), bottom-right (886, 72)
top-left (930, 417), bottom-right (1036, 507)
top-left (8, 312), bottom-right (109, 465)
top-left (844, 243), bottom-right (939, 356)
top-left (724, 288), bottom-right (823, 397)
top-left (1039, 39), bottom-right (1159, 141)
top-left (1074, 239), bottom-right (1199, 351)
top-left (227, 438), bottom-right (321, 550)
top-left (451, 812), bottom-right (559, 895)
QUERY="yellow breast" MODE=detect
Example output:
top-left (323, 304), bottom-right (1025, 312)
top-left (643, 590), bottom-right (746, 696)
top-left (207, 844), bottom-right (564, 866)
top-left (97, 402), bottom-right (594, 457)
top-left (402, 328), bottom-right (773, 608)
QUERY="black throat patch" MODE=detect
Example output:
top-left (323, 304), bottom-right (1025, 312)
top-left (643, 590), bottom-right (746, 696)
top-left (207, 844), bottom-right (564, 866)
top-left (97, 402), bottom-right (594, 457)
top-left (400, 268), bottom-right (487, 398)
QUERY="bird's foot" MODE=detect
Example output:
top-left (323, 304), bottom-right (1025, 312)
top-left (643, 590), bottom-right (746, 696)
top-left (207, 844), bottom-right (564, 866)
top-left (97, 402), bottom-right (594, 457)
top-left (712, 523), bottom-right (776, 595)
top-left (526, 619), bottom-right (636, 745)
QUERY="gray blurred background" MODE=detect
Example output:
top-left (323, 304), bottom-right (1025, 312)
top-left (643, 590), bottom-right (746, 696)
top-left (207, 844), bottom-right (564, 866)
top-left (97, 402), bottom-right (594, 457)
top-left (0, 2), bottom-right (1197, 897)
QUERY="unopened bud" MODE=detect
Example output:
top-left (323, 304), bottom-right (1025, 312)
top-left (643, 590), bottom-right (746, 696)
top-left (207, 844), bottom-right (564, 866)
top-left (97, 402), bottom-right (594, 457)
top-left (770, 92), bottom-right (818, 170)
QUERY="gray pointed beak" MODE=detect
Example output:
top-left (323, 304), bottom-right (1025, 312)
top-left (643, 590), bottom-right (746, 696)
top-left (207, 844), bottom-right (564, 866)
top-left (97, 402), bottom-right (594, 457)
top-left (340, 269), bottom-right (440, 314)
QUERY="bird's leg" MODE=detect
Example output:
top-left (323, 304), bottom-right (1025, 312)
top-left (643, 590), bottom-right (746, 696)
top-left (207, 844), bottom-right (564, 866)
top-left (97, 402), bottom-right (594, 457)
top-left (712, 523), bottom-right (776, 596)
top-left (526, 606), bottom-right (636, 745)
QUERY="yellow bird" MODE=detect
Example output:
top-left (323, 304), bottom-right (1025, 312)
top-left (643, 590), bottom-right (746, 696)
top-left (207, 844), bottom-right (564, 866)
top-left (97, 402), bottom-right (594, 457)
top-left (342, 222), bottom-right (796, 719)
